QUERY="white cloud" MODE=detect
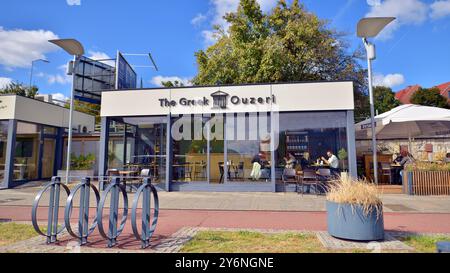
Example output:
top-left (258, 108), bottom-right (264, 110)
top-left (0, 26), bottom-right (59, 69)
top-left (373, 73), bottom-right (405, 88)
top-left (66, 0), bottom-right (81, 6)
top-left (366, 0), bottom-right (428, 39)
top-left (151, 76), bottom-right (191, 87)
top-left (48, 74), bottom-right (71, 85)
top-left (50, 92), bottom-right (69, 105)
top-left (202, 30), bottom-right (219, 46)
top-left (430, 0), bottom-right (450, 19)
top-left (198, 0), bottom-right (278, 45)
top-left (367, 0), bottom-right (381, 6)
top-left (191, 13), bottom-right (207, 26)
top-left (46, 63), bottom-right (71, 85)
top-left (87, 50), bottom-right (115, 67)
top-left (0, 77), bottom-right (13, 89)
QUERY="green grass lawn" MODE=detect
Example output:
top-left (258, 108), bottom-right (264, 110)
top-left (180, 230), bottom-right (450, 253)
top-left (0, 222), bottom-right (39, 247)
top-left (180, 230), bottom-right (371, 253)
top-left (399, 235), bottom-right (450, 253)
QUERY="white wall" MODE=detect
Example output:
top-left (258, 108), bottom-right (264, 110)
top-left (0, 95), bottom-right (95, 131)
top-left (100, 81), bottom-right (354, 117)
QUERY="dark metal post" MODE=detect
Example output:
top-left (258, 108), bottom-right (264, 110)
top-left (98, 117), bottom-right (110, 190)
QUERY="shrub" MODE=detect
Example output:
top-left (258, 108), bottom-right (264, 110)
top-left (405, 162), bottom-right (450, 172)
top-left (68, 153), bottom-right (95, 170)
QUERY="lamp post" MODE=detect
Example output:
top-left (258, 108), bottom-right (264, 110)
top-left (49, 39), bottom-right (85, 184)
top-left (357, 17), bottom-right (395, 184)
top-left (29, 59), bottom-right (50, 88)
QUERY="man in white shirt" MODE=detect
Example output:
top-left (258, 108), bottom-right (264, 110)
top-left (322, 150), bottom-right (340, 176)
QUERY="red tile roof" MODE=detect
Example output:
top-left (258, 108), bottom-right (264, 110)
top-left (395, 82), bottom-right (450, 104)
top-left (395, 85), bottom-right (420, 104)
top-left (435, 81), bottom-right (450, 101)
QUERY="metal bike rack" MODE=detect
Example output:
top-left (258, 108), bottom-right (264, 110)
top-left (96, 177), bottom-right (129, 248)
top-left (131, 177), bottom-right (159, 249)
top-left (31, 177), bottom-right (70, 244)
top-left (64, 177), bottom-right (100, 245)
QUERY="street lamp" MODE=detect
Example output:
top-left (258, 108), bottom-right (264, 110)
top-left (357, 17), bottom-right (395, 184)
top-left (49, 39), bottom-right (85, 184)
top-left (29, 59), bottom-right (50, 88)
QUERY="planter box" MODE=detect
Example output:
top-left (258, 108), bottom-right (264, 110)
top-left (327, 201), bottom-right (384, 241)
top-left (56, 170), bottom-right (94, 183)
top-left (403, 170), bottom-right (450, 196)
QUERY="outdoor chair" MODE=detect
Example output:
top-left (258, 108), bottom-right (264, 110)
top-left (300, 169), bottom-right (322, 196)
top-left (193, 161), bottom-right (206, 180)
top-left (100, 169), bottom-right (119, 190)
top-left (184, 164), bottom-right (193, 181)
top-left (380, 163), bottom-right (393, 184)
top-left (233, 162), bottom-right (244, 180)
top-left (218, 162), bottom-right (231, 183)
top-left (128, 168), bottom-right (151, 192)
top-left (282, 168), bottom-right (299, 193)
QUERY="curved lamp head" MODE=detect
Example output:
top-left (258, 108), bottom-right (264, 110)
top-left (357, 17), bottom-right (395, 38)
top-left (49, 39), bottom-right (85, 57)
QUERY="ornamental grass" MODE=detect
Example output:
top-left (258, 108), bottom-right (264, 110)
top-left (326, 177), bottom-right (383, 217)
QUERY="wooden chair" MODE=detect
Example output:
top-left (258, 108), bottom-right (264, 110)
top-left (380, 163), bottom-right (393, 184)
top-left (282, 168), bottom-right (299, 193)
top-left (300, 169), bottom-right (321, 196)
top-left (233, 162), bottom-right (244, 180)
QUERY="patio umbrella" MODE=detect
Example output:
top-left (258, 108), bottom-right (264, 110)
top-left (355, 104), bottom-right (450, 152)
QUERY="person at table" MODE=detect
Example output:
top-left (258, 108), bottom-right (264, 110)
top-left (393, 152), bottom-right (403, 164)
top-left (399, 151), bottom-right (413, 183)
top-left (250, 153), bottom-right (263, 180)
top-left (321, 150), bottom-right (339, 176)
top-left (283, 153), bottom-right (297, 169)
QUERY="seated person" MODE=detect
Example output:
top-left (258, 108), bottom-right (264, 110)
top-left (393, 152), bottom-right (403, 164)
top-left (283, 153), bottom-right (297, 169)
top-left (321, 150), bottom-right (339, 176)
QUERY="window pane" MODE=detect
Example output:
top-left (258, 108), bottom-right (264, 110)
top-left (14, 122), bottom-right (41, 180)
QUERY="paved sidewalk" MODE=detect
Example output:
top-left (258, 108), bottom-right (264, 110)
top-left (1, 185), bottom-right (450, 213)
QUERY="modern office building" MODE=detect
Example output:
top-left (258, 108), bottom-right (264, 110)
top-left (0, 95), bottom-right (95, 188)
top-left (98, 81), bottom-right (357, 192)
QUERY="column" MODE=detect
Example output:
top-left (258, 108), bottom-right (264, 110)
top-left (346, 110), bottom-right (357, 178)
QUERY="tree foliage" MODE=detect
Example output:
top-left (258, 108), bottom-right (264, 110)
top-left (373, 86), bottom-right (400, 114)
top-left (410, 87), bottom-right (448, 109)
top-left (65, 100), bottom-right (101, 124)
top-left (161, 80), bottom-right (185, 87)
top-left (0, 81), bottom-right (38, 98)
top-left (192, 0), bottom-right (369, 120)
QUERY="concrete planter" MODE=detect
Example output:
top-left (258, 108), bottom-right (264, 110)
top-left (326, 201), bottom-right (384, 241)
top-left (56, 170), bottom-right (94, 183)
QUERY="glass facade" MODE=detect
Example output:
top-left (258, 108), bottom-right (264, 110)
top-left (103, 110), bottom-right (351, 191)
top-left (273, 112), bottom-right (348, 183)
top-left (0, 121), bottom-right (9, 184)
top-left (107, 117), bottom-right (168, 188)
top-left (15, 122), bottom-right (40, 180)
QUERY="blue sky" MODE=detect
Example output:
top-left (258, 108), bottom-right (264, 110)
top-left (0, 0), bottom-right (449, 101)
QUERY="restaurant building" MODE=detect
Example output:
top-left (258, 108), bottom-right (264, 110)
top-left (99, 81), bottom-right (357, 192)
top-left (0, 95), bottom-right (95, 189)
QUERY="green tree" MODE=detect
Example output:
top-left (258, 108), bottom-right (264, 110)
top-left (0, 81), bottom-right (39, 98)
top-left (192, 0), bottom-right (369, 120)
top-left (64, 100), bottom-right (101, 124)
top-left (161, 80), bottom-right (185, 87)
top-left (410, 87), bottom-right (448, 108)
top-left (373, 86), bottom-right (400, 114)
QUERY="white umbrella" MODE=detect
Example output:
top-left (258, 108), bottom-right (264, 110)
top-left (356, 104), bottom-right (450, 152)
